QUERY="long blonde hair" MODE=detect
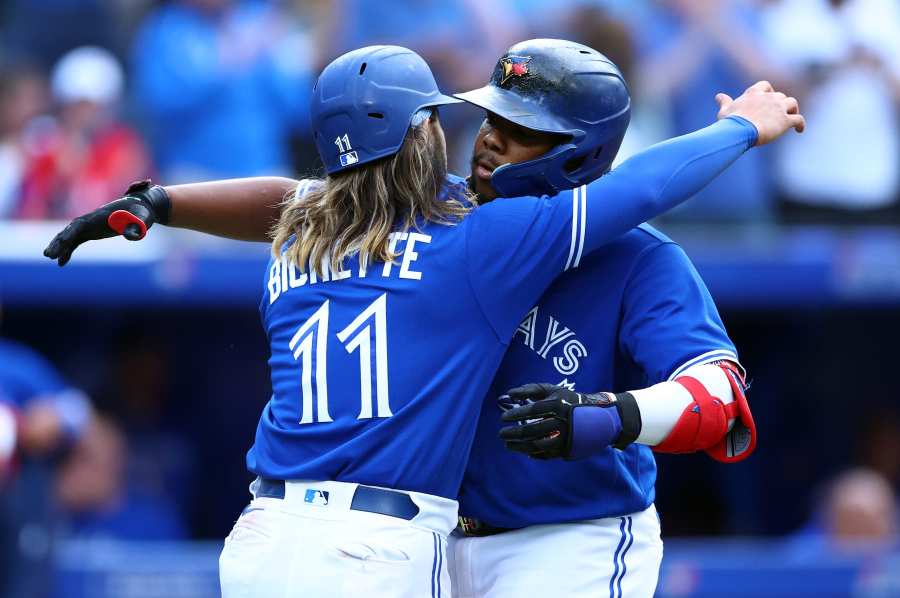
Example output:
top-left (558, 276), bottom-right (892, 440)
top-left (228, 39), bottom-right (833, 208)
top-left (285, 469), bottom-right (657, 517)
top-left (272, 121), bottom-right (474, 276)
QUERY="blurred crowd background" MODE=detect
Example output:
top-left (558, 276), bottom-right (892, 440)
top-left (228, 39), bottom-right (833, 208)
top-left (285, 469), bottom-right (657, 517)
top-left (1, 0), bottom-right (900, 597)
top-left (2, 0), bottom-right (900, 222)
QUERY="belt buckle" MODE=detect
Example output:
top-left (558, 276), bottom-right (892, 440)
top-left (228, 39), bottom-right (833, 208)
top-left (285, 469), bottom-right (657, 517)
top-left (458, 516), bottom-right (483, 536)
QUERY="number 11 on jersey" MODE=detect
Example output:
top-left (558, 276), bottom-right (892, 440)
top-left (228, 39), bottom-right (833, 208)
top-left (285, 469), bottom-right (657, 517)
top-left (289, 301), bottom-right (332, 424)
top-left (289, 294), bottom-right (391, 424)
top-left (337, 294), bottom-right (391, 419)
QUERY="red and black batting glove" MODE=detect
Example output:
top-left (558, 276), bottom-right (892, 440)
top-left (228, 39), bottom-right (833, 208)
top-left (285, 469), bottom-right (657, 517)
top-left (499, 383), bottom-right (642, 460)
top-left (43, 180), bottom-right (171, 266)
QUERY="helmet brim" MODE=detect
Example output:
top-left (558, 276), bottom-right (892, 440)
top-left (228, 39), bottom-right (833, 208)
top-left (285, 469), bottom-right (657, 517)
top-left (423, 93), bottom-right (464, 109)
top-left (454, 85), bottom-right (571, 135)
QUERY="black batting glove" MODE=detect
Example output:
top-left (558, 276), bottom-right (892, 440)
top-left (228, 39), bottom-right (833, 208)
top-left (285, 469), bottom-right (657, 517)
top-left (43, 180), bottom-right (170, 267)
top-left (499, 383), bottom-right (641, 460)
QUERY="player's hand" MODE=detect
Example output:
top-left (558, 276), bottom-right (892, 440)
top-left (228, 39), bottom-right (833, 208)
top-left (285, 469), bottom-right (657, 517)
top-left (716, 80), bottom-right (805, 146)
top-left (498, 383), bottom-right (622, 460)
top-left (43, 180), bottom-right (171, 267)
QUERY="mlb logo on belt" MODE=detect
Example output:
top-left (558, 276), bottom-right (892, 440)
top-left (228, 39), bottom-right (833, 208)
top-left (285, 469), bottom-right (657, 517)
top-left (304, 489), bottom-right (330, 506)
top-left (339, 151), bottom-right (359, 167)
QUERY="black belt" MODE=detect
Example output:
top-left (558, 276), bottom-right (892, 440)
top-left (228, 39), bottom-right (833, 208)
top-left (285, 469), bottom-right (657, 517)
top-left (457, 516), bottom-right (517, 537)
top-left (255, 479), bottom-right (420, 521)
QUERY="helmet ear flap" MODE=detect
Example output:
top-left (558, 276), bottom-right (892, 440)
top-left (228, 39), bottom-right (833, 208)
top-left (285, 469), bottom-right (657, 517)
top-left (564, 116), bottom-right (629, 182)
top-left (490, 142), bottom-right (580, 198)
top-left (564, 146), bottom-right (606, 179)
top-left (563, 154), bottom-right (588, 174)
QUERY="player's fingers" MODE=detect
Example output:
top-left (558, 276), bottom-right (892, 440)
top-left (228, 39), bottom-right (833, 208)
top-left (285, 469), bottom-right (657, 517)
top-left (500, 398), bottom-right (559, 422)
top-left (502, 435), bottom-right (562, 459)
top-left (500, 399), bottom-right (559, 422)
top-left (784, 96), bottom-right (799, 114)
top-left (45, 222), bottom-right (87, 266)
top-left (57, 248), bottom-right (75, 267)
top-left (788, 113), bottom-right (806, 133)
top-left (43, 221), bottom-right (81, 259)
top-left (749, 80), bottom-right (774, 93)
top-left (505, 383), bottom-right (557, 401)
top-left (526, 436), bottom-right (562, 459)
top-left (123, 223), bottom-right (143, 241)
top-left (502, 439), bottom-right (540, 456)
top-left (43, 233), bottom-right (65, 259)
top-left (498, 418), bottom-right (560, 442)
top-left (715, 93), bottom-right (733, 111)
top-left (55, 227), bottom-right (91, 266)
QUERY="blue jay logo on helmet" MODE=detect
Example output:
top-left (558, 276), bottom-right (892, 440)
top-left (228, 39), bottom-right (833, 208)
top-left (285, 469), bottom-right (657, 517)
top-left (455, 39), bottom-right (631, 198)
top-left (499, 56), bottom-right (531, 87)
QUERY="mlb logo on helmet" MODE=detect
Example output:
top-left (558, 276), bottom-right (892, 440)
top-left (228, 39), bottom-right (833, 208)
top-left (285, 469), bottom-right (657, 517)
top-left (499, 55), bottom-right (531, 86)
top-left (304, 489), bottom-right (330, 506)
top-left (339, 151), bottom-right (359, 167)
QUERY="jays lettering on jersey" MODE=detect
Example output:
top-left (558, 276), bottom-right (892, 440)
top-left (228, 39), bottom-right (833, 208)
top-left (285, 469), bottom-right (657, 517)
top-left (459, 225), bottom-right (739, 527)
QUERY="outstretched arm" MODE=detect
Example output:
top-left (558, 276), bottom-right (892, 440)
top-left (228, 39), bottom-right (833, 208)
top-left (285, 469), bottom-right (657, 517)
top-left (44, 177), bottom-right (298, 266)
top-left (579, 80), bottom-right (804, 249)
top-left (165, 177), bottom-right (298, 240)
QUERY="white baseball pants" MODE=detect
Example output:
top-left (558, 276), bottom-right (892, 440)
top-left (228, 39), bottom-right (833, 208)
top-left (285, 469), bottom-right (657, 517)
top-left (219, 479), bottom-right (457, 598)
top-left (448, 504), bottom-right (663, 598)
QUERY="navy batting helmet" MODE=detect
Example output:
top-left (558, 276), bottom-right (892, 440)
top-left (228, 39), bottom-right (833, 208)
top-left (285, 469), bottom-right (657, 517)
top-left (455, 39), bottom-right (631, 198)
top-left (310, 46), bottom-right (461, 175)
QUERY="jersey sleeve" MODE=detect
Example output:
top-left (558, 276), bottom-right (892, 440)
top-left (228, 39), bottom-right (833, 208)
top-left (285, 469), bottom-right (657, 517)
top-left (466, 115), bottom-right (758, 337)
top-left (618, 242), bottom-right (738, 385)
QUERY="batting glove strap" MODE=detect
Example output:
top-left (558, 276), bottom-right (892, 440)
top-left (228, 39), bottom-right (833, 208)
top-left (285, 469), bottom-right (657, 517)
top-left (567, 397), bottom-right (623, 460)
top-left (125, 180), bottom-right (171, 225)
top-left (611, 391), bottom-right (642, 450)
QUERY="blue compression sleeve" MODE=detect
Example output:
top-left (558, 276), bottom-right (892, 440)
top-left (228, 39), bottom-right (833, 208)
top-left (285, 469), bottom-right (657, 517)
top-left (577, 115), bottom-right (758, 253)
top-left (616, 114), bottom-right (758, 203)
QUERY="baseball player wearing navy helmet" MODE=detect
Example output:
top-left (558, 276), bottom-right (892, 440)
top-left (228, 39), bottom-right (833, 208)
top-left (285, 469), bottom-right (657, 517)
top-left (444, 39), bottom-right (798, 598)
top-left (457, 38), bottom-right (632, 198)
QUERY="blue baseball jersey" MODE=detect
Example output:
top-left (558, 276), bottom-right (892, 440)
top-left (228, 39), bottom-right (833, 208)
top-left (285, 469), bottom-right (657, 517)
top-left (458, 225), bottom-right (738, 526)
top-left (247, 117), bottom-right (757, 499)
